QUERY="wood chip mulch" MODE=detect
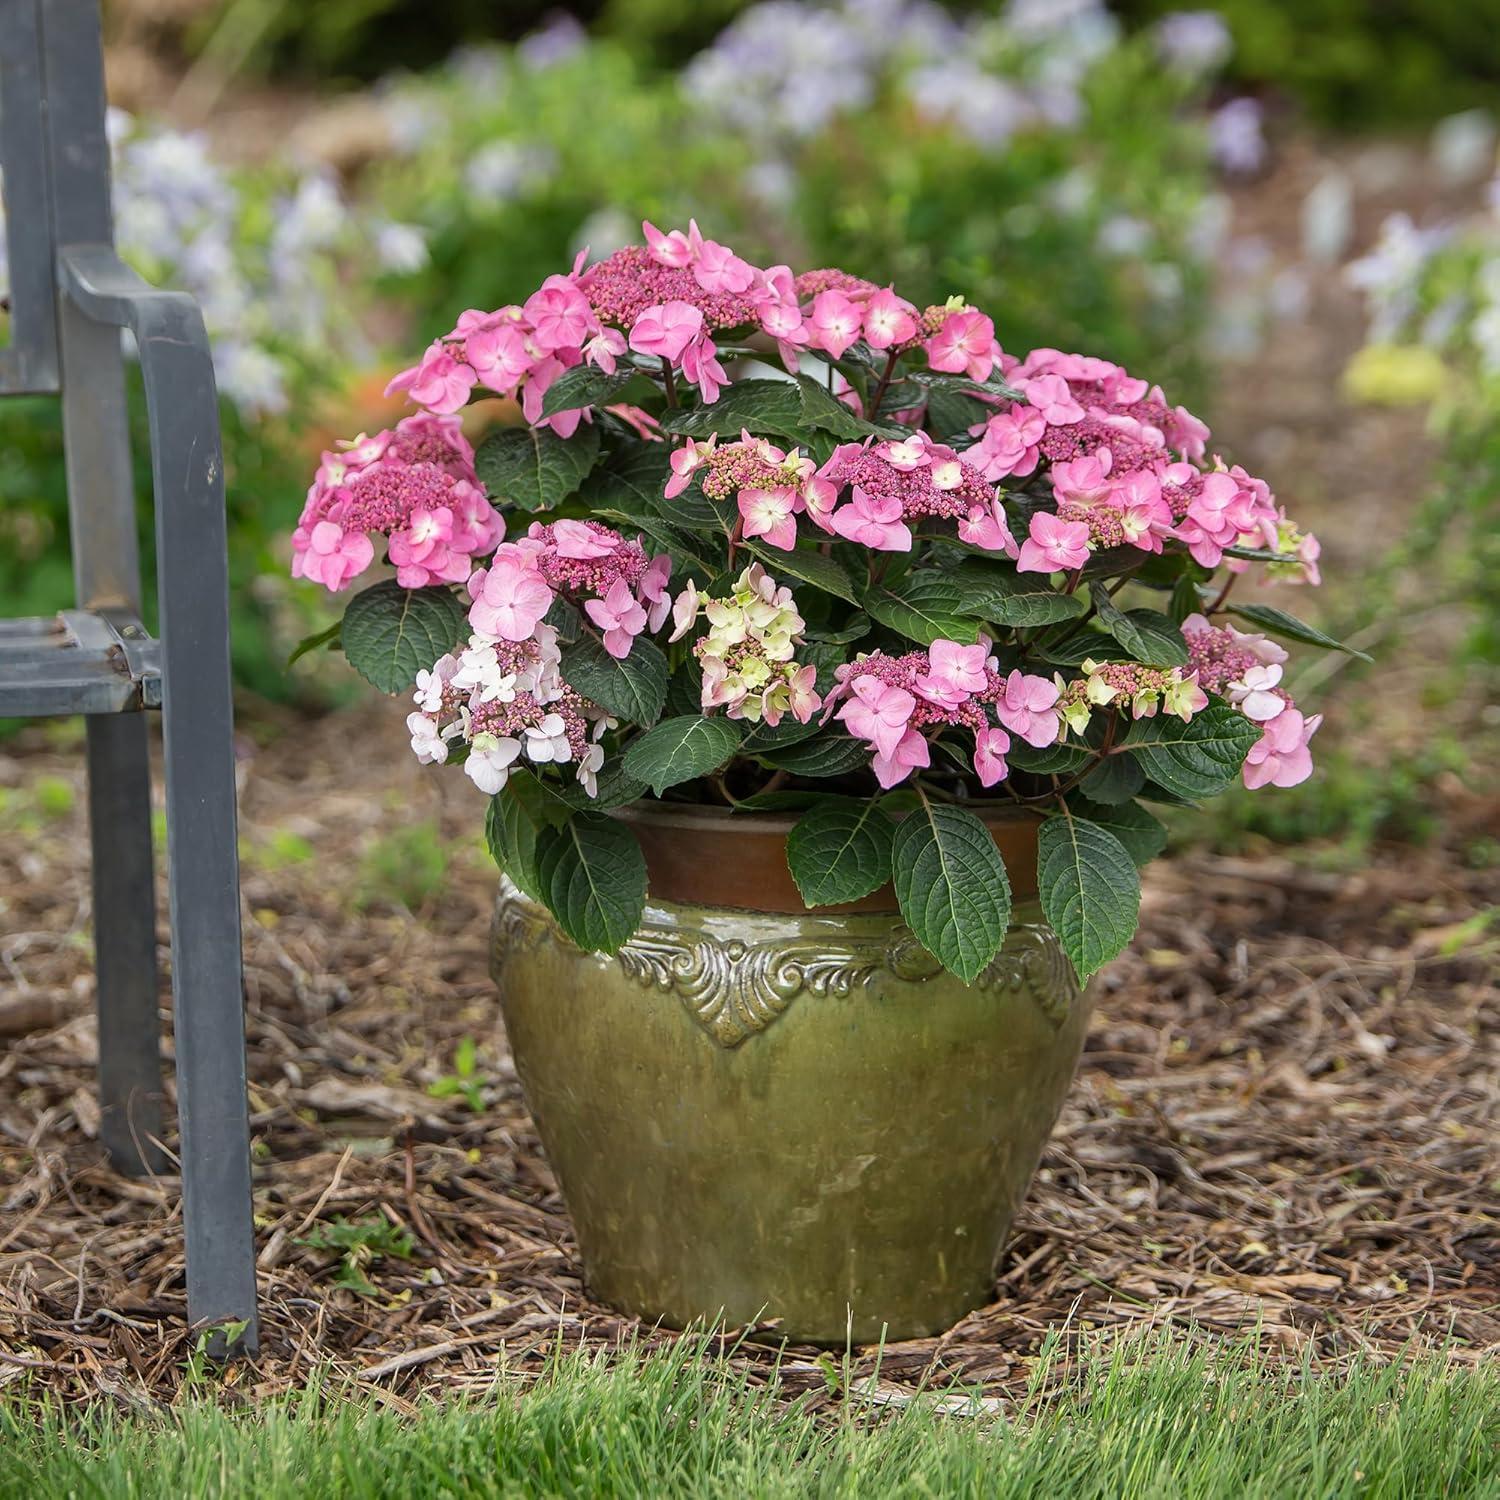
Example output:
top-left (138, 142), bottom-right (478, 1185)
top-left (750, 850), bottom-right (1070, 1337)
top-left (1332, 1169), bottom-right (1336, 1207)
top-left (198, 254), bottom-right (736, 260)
top-left (1, 710), bottom-right (1496, 1410)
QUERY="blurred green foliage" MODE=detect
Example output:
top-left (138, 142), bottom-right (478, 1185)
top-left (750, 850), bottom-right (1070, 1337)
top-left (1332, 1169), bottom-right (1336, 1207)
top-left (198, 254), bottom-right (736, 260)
top-left (1114, 0), bottom-right (1500, 126)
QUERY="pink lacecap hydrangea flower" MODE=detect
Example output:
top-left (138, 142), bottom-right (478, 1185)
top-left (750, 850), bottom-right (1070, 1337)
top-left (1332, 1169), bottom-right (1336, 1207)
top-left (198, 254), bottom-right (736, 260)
top-left (1017, 512), bottom-right (1091, 574)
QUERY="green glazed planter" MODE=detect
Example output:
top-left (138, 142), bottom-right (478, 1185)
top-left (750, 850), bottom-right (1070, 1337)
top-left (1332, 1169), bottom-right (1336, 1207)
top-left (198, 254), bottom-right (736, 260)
top-left (489, 805), bottom-right (1088, 1345)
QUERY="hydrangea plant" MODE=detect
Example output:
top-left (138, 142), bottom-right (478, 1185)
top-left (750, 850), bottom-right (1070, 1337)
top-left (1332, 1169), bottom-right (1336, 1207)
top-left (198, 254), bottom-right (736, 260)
top-left (291, 222), bottom-right (1360, 984)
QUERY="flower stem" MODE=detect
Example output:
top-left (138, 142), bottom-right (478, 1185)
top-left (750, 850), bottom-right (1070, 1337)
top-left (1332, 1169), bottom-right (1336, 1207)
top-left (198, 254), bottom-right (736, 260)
top-left (868, 350), bottom-right (899, 419)
top-left (661, 358), bottom-right (679, 408)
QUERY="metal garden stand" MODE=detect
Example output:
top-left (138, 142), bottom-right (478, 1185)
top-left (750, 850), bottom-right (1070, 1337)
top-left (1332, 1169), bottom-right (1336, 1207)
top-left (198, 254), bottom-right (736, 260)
top-left (1, 0), bottom-right (258, 1353)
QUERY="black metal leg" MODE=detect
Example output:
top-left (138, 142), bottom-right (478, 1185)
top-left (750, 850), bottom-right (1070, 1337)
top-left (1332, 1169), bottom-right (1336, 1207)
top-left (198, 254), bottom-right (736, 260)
top-left (86, 713), bottom-right (167, 1176)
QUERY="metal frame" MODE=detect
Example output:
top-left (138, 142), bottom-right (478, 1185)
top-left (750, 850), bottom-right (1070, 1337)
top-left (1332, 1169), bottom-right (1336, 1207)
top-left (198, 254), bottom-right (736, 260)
top-left (2, 0), bottom-right (258, 1355)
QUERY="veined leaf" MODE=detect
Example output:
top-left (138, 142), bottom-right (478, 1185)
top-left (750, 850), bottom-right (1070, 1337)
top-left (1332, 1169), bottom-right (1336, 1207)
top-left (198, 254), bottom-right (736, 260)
top-left (475, 422), bottom-right (602, 511)
top-left (534, 812), bottom-right (647, 954)
top-left (947, 561), bottom-right (1088, 627)
top-left (759, 733), bottom-right (870, 778)
top-left (1122, 704), bottom-right (1260, 799)
top-left (864, 574), bottom-right (983, 646)
top-left (745, 543), bottom-right (859, 604)
top-left (1093, 592), bottom-right (1190, 666)
top-left (1227, 603), bottom-right (1372, 661)
top-left (786, 798), bottom-right (897, 906)
top-left (1063, 794), bottom-right (1168, 868)
top-left (622, 715), bottom-right (743, 795)
top-left (1037, 813), bottom-right (1140, 982)
top-left (340, 581), bottom-right (467, 695)
top-left (660, 380), bottom-right (807, 441)
top-left (560, 636), bottom-right (669, 726)
top-left (891, 802), bottom-right (1013, 984)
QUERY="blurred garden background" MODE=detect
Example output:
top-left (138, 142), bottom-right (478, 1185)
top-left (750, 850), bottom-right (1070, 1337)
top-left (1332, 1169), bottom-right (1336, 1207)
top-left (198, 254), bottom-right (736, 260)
top-left (1, 0), bottom-right (1497, 1482)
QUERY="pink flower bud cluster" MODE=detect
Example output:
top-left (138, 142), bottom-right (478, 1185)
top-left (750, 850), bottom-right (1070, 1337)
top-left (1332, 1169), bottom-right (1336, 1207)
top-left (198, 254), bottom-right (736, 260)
top-left (821, 641), bottom-right (1063, 790)
top-left (467, 520), bottom-right (671, 661)
top-left (817, 435), bottom-right (999, 554)
top-left (966, 347), bottom-right (1320, 579)
top-left (291, 413), bottom-right (503, 592)
top-left (665, 432), bottom-right (835, 553)
top-left (1181, 613), bottom-right (1321, 787)
top-left (671, 565), bottom-right (822, 728)
top-left (405, 624), bottom-right (613, 799)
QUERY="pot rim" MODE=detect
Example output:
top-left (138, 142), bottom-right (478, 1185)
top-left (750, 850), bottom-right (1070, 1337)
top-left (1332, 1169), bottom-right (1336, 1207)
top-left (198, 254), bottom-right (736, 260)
top-left (611, 798), bottom-right (1042, 913)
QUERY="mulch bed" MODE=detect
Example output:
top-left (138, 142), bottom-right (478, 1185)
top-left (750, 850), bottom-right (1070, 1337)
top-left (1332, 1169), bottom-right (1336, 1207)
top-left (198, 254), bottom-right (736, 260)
top-left (1, 708), bottom-right (1495, 1409)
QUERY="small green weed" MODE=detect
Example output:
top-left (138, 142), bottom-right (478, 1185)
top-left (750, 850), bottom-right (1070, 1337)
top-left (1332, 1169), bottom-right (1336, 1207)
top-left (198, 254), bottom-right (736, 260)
top-left (297, 1214), bottom-right (417, 1298)
top-left (427, 1037), bottom-right (486, 1113)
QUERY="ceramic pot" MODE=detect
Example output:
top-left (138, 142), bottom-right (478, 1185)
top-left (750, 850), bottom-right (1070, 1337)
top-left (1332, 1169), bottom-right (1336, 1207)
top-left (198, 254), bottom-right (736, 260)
top-left (490, 802), bottom-right (1088, 1344)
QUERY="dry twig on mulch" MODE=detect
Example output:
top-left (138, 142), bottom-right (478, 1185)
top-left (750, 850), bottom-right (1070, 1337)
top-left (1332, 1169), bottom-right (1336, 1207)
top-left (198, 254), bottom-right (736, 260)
top-left (1, 710), bottom-right (1496, 1408)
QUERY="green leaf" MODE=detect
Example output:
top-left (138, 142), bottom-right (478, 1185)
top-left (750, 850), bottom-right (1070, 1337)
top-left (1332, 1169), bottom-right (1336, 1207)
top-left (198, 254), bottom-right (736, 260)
top-left (786, 798), bottom-right (897, 907)
top-left (1006, 740), bottom-right (1093, 775)
top-left (891, 802), bottom-right (1013, 984)
top-left (759, 733), bottom-right (871, 778)
top-left (1168, 574), bottom-right (1205, 625)
top-left (474, 422), bottom-right (601, 511)
top-left (548, 761), bottom-right (648, 811)
top-left (864, 574), bottom-right (983, 646)
top-left (738, 714), bottom-right (822, 753)
top-left (805, 611), bottom-right (871, 645)
top-left (1122, 704), bottom-right (1261, 799)
top-left (580, 443), bottom-right (673, 512)
top-left (560, 636), bottom-right (669, 726)
top-left (745, 543), bottom-right (859, 604)
top-left (286, 618), bottom-right (342, 668)
top-left (796, 372), bottom-right (900, 439)
top-left (1064, 794), bottom-right (1167, 868)
top-left (539, 364), bottom-right (650, 417)
top-left (1037, 814), bottom-right (1140, 983)
top-left (1077, 751), bottom-right (1146, 805)
top-left (1031, 627), bottom-right (1114, 667)
top-left (533, 812), bottom-right (647, 954)
top-left (1227, 603), bottom-right (1372, 660)
top-left (731, 789), bottom-right (825, 813)
top-left (923, 386), bottom-right (992, 441)
top-left (484, 771), bottom-right (569, 901)
top-left (660, 380), bottom-right (807, 441)
top-left (1093, 593), bottom-right (1190, 666)
top-left (947, 561), bottom-right (1088, 627)
top-left (622, 714), bottom-right (743, 795)
top-left (340, 581), bottom-right (467, 695)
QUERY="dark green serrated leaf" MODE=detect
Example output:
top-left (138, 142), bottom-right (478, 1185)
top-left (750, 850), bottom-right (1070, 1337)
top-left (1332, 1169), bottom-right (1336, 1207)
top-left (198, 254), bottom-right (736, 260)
top-left (948, 561), bottom-right (1088, 627)
top-left (540, 365), bottom-right (647, 417)
top-left (1122, 704), bottom-right (1260, 800)
top-left (744, 543), bottom-right (859, 605)
top-left (580, 443), bottom-right (672, 512)
top-left (923, 386), bottom-right (992, 441)
top-left (796, 372), bottom-right (900, 439)
top-left (1037, 814), bottom-right (1140, 983)
top-left (1077, 750), bottom-right (1146, 805)
top-left (1227, 603), bottom-right (1372, 661)
top-left (533, 812), bottom-right (647, 954)
top-left (759, 733), bottom-right (870, 778)
top-left (805, 611), bottom-right (871, 645)
top-left (891, 802), bottom-right (1012, 984)
top-left (786, 798), bottom-right (897, 907)
top-left (659, 380), bottom-right (807, 441)
top-left (738, 714), bottom-right (822, 753)
top-left (340, 581), bottom-right (467, 695)
top-left (1063, 795), bottom-right (1167, 868)
top-left (549, 761), bottom-right (648, 811)
top-left (484, 771), bottom-right (569, 901)
top-left (864, 574), bottom-right (983, 646)
top-left (731, 789), bottom-right (825, 813)
top-left (475, 422), bottom-right (601, 511)
top-left (560, 636), bottom-right (669, 725)
top-left (1005, 739), bottom-right (1093, 774)
top-left (1093, 593), bottom-right (1190, 666)
top-left (622, 715), bottom-right (742, 795)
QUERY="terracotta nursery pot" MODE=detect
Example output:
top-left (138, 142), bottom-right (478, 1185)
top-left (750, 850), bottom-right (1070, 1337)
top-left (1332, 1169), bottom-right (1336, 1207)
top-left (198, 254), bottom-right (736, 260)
top-left (489, 801), bottom-right (1089, 1344)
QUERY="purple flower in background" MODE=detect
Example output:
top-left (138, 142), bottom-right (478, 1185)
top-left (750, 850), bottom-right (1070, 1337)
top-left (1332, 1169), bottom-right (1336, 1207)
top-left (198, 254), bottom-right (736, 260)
top-left (518, 13), bottom-right (586, 71)
top-left (1209, 98), bottom-right (1266, 175)
top-left (1155, 11), bottom-right (1232, 74)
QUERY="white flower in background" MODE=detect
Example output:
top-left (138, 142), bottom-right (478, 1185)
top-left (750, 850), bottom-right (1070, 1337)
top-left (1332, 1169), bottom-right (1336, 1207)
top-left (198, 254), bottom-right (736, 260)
top-left (463, 140), bottom-right (553, 206)
top-left (1097, 215), bottom-right (1152, 257)
top-left (374, 220), bottom-right (429, 274)
top-left (214, 341), bottom-right (287, 418)
top-left (1300, 172), bottom-right (1354, 264)
top-left (1155, 11), bottom-right (1232, 75)
top-left (1187, 193), bottom-right (1232, 260)
top-left (1430, 110), bottom-right (1497, 188)
top-left (518, 13), bottom-right (586, 70)
top-left (1346, 213), bottom-right (1453, 341)
top-left (572, 207), bottom-right (635, 265)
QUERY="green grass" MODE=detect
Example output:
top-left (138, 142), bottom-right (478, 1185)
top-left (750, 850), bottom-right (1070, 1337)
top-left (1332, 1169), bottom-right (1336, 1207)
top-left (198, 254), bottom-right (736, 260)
top-left (2, 1333), bottom-right (1495, 1499)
